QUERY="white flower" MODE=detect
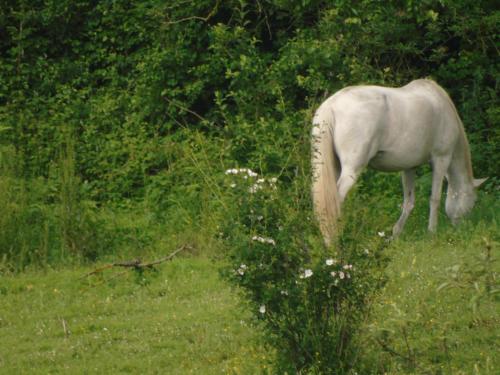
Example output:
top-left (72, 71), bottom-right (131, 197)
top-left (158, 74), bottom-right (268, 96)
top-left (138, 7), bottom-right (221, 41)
top-left (378, 231), bottom-right (386, 238)
top-left (346, 273), bottom-right (351, 279)
top-left (259, 305), bottom-right (266, 314)
top-left (237, 264), bottom-right (247, 276)
top-left (252, 235), bottom-right (276, 246)
top-left (247, 170), bottom-right (258, 177)
top-left (280, 290), bottom-right (288, 296)
top-left (299, 269), bottom-right (313, 279)
top-left (330, 271), bottom-right (337, 277)
top-left (270, 177), bottom-right (277, 183)
top-left (343, 264), bottom-right (353, 270)
top-left (230, 183), bottom-right (236, 188)
top-left (257, 178), bottom-right (265, 184)
top-left (339, 271), bottom-right (345, 279)
top-left (325, 258), bottom-right (335, 266)
top-left (225, 168), bottom-right (238, 175)
top-left (364, 248), bottom-right (370, 255)
top-left (249, 183), bottom-right (263, 193)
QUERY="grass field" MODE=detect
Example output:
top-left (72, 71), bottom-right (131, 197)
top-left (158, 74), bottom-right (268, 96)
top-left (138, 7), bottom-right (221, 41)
top-left (360, 219), bottom-right (499, 374)
top-left (1, 194), bottom-right (498, 374)
top-left (0, 257), bottom-right (270, 374)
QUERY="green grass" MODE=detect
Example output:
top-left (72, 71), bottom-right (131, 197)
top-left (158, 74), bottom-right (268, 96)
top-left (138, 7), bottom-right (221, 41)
top-left (358, 194), bottom-right (499, 374)
top-left (0, 193), bottom-right (498, 374)
top-left (0, 257), bottom-right (271, 374)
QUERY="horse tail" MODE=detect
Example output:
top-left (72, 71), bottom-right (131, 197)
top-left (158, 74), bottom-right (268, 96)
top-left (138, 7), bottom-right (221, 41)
top-left (311, 102), bottom-right (340, 246)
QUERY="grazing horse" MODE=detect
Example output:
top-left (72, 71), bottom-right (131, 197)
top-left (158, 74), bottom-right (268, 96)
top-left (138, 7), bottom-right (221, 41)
top-left (311, 79), bottom-right (486, 245)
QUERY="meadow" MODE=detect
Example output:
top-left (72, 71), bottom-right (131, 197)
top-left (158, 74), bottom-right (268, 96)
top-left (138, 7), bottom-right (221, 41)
top-left (1, 191), bottom-right (497, 374)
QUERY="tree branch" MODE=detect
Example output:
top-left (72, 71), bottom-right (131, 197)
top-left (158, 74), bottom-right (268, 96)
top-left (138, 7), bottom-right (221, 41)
top-left (164, 0), bottom-right (220, 25)
top-left (81, 245), bottom-right (191, 279)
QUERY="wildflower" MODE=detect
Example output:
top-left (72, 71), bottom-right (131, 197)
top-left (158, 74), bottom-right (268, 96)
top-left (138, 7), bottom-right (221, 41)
top-left (252, 235), bottom-right (276, 246)
top-left (343, 264), bottom-right (353, 270)
top-left (325, 258), bottom-right (336, 266)
top-left (237, 264), bottom-right (247, 276)
top-left (378, 231), bottom-right (386, 238)
top-left (249, 183), bottom-right (263, 193)
top-left (339, 271), bottom-right (345, 279)
top-left (300, 269), bottom-right (313, 279)
top-left (346, 273), bottom-right (351, 279)
top-left (280, 290), bottom-right (288, 296)
top-left (230, 183), bottom-right (236, 188)
top-left (259, 305), bottom-right (266, 314)
top-left (330, 271), bottom-right (337, 277)
top-left (364, 248), bottom-right (370, 255)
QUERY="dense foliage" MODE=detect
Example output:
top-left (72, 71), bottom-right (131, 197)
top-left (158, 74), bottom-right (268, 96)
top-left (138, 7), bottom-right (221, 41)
top-left (0, 0), bottom-right (497, 201)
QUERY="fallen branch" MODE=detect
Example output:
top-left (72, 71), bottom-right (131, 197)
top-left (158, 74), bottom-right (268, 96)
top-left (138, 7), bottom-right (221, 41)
top-left (81, 245), bottom-right (190, 279)
top-left (375, 338), bottom-right (432, 375)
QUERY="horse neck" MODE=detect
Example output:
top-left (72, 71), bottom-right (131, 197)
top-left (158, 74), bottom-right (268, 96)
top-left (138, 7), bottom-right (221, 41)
top-left (447, 130), bottom-right (474, 194)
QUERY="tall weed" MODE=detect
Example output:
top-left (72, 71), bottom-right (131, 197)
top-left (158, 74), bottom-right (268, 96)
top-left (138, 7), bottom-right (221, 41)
top-left (0, 129), bottom-right (112, 271)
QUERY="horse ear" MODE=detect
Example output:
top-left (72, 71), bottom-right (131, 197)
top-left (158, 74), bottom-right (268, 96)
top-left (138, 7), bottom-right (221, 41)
top-left (473, 177), bottom-right (488, 188)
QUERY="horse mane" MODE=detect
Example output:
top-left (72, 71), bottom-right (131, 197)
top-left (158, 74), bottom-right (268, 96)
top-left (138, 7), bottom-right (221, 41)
top-left (424, 79), bottom-right (474, 180)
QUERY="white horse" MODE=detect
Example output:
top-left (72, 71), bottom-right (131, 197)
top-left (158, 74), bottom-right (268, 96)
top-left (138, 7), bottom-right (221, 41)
top-left (311, 79), bottom-right (486, 245)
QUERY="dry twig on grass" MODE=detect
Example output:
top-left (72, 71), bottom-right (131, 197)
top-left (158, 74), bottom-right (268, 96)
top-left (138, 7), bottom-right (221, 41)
top-left (81, 245), bottom-right (190, 279)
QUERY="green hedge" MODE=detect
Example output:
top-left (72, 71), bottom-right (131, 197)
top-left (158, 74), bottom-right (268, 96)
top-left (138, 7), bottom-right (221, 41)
top-left (0, 0), bottom-right (497, 200)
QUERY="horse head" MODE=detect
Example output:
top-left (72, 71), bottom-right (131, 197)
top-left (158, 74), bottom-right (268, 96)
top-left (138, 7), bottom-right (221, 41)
top-left (445, 177), bottom-right (487, 224)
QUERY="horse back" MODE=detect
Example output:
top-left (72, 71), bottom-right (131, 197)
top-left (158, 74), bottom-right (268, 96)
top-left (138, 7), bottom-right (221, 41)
top-left (330, 80), bottom-right (461, 171)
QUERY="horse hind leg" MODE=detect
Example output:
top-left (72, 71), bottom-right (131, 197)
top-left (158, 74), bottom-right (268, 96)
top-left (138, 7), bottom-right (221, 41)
top-left (392, 169), bottom-right (416, 237)
top-left (336, 142), bottom-right (376, 205)
top-left (337, 166), bottom-right (363, 205)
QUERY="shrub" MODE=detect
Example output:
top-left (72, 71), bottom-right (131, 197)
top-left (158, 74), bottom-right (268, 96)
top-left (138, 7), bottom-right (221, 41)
top-left (220, 165), bottom-right (390, 373)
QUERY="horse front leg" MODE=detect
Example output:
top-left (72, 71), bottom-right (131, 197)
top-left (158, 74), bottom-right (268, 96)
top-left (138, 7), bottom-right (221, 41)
top-left (428, 156), bottom-right (451, 232)
top-left (393, 169), bottom-right (416, 237)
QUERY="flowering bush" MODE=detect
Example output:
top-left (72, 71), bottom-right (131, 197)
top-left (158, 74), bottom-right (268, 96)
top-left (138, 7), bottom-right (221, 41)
top-left (220, 167), bottom-right (389, 373)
